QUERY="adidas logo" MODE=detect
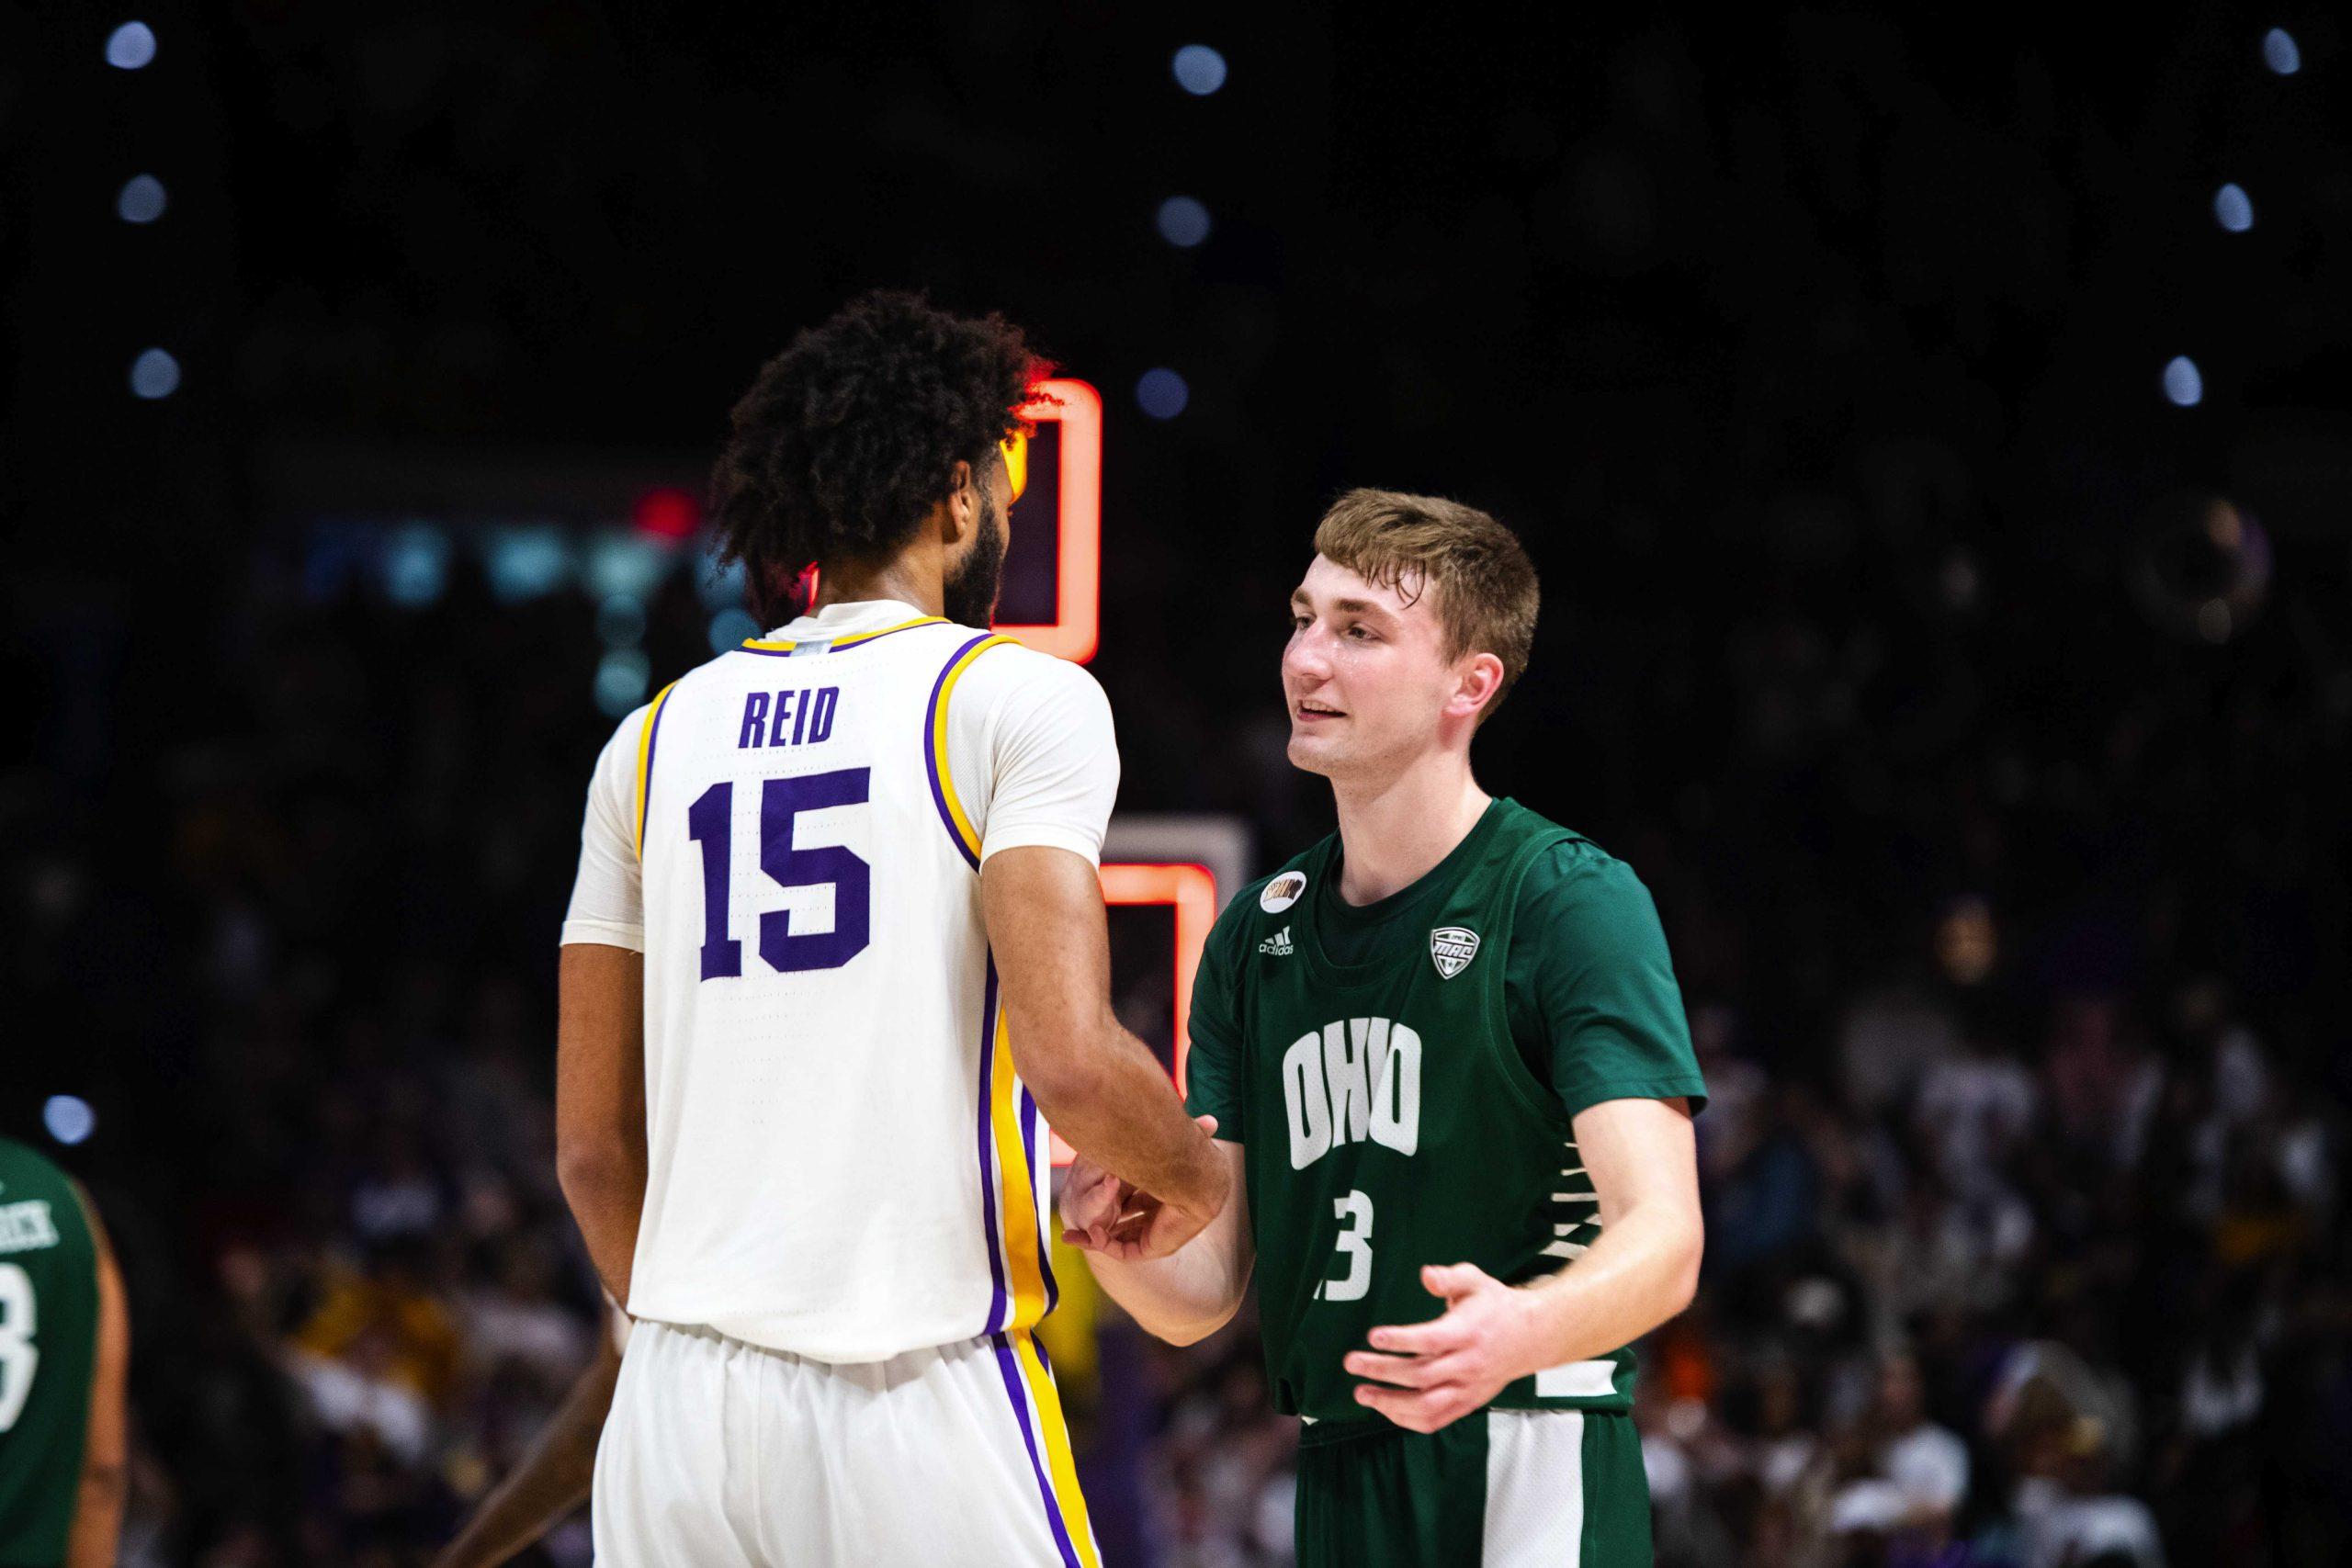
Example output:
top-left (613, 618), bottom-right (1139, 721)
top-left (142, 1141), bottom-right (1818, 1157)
top-left (1258, 925), bottom-right (1295, 957)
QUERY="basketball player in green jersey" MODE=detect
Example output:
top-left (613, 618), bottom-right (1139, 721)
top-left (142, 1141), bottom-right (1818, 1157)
top-left (1064, 491), bottom-right (1707, 1564)
top-left (0, 1135), bottom-right (130, 1568)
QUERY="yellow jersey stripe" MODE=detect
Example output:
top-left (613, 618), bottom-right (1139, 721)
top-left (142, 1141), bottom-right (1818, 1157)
top-left (1012, 1329), bottom-right (1102, 1568)
top-left (930, 634), bottom-right (1019, 863)
top-left (991, 1009), bottom-right (1049, 1329)
top-left (632, 679), bottom-right (682, 859)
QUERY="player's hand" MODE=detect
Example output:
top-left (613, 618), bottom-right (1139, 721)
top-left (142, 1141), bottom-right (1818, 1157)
top-left (1060, 1116), bottom-right (1220, 1261)
top-left (1342, 1262), bottom-right (1544, 1434)
top-left (1057, 1155), bottom-right (1137, 1250)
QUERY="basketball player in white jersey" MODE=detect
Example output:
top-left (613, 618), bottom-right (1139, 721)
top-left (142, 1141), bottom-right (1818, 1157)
top-left (558, 290), bottom-right (1229, 1567)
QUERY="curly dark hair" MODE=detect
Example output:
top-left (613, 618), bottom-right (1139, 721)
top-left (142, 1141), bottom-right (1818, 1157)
top-left (709, 289), bottom-right (1046, 612)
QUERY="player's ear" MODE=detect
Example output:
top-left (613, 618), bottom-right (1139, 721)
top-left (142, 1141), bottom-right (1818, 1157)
top-left (943, 459), bottom-right (977, 545)
top-left (1446, 651), bottom-right (1505, 720)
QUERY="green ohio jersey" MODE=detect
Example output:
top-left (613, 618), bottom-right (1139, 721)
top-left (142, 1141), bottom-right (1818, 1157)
top-left (1185, 798), bottom-right (1705, 1438)
top-left (0, 1138), bottom-right (100, 1568)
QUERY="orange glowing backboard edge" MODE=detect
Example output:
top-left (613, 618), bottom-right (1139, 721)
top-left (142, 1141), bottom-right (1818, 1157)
top-left (1049, 860), bottom-right (1217, 1168)
top-left (996, 377), bottom-right (1102, 664)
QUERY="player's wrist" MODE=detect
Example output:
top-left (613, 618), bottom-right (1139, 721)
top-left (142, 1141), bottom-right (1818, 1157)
top-left (1181, 1152), bottom-right (1231, 1222)
top-left (1498, 1281), bottom-right (1564, 1382)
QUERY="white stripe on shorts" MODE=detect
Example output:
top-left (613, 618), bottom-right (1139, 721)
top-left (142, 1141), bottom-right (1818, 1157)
top-left (1533, 1358), bottom-right (1617, 1398)
top-left (1483, 1408), bottom-right (1586, 1567)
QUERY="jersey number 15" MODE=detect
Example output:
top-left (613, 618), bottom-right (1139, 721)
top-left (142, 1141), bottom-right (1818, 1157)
top-left (686, 768), bottom-right (871, 980)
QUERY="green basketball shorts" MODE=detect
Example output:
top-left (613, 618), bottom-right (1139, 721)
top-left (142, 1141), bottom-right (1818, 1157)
top-left (1295, 1408), bottom-right (1652, 1566)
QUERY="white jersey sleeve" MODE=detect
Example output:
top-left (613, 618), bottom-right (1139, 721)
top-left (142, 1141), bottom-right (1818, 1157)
top-left (561, 708), bottom-right (649, 951)
top-left (945, 646), bottom-right (1120, 867)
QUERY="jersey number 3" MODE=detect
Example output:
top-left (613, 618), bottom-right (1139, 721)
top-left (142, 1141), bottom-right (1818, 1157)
top-left (0, 1262), bottom-right (36, 1432)
top-left (1313, 1190), bottom-right (1374, 1303)
top-left (686, 768), bottom-right (871, 979)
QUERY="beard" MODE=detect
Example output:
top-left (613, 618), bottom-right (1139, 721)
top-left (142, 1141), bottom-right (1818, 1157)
top-left (942, 485), bottom-right (1007, 628)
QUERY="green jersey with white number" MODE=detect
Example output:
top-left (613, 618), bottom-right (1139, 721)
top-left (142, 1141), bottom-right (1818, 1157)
top-left (1185, 798), bottom-right (1705, 1439)
top-left (0, 1137), bottom-right (99, 1568)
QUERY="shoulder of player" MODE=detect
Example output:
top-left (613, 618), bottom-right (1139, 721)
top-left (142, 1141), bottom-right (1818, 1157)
top-left (621, 645), bottom-right (737, 729)
top-left (1503, 811), bottom-right (1658, 921)
top-left (0, 1135), bottom-right (79, 1211)
top-left (594, 693), bottom-right (660, 759)
top-left (935, 632), bottom-right (1105, 716)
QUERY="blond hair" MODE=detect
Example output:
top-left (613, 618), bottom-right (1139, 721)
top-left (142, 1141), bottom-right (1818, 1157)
top-left (1312, 488), bottom-right (1539, 719)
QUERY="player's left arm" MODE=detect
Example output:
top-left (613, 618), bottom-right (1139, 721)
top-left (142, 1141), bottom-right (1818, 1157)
top-left (65, 1182), bottom-right (130, 1568)
top-left (1348, 846), bottom-right (1705, 1433)
top-left (1345, 1098), bottom-right (1701, 1432)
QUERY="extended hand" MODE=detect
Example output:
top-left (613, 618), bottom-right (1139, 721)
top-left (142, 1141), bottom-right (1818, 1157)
top-left (1342, 1262), bottom-right (1543, 1433)
top-left (1059, 1115), bottom-right (1221, 1261)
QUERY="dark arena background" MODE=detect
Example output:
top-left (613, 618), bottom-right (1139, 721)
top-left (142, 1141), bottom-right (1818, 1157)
top-left (6, 6), bottom-right (2349, 1565)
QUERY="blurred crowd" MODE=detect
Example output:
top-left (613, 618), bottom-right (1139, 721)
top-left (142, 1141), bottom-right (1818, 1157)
top-left (7, 479), bottom-right (2349, 1568)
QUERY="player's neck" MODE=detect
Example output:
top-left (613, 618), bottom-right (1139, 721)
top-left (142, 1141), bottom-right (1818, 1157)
top-left (810, 547), bottom-right (944, 619)
top-left (1327, 756), bottom-right (1490, 907)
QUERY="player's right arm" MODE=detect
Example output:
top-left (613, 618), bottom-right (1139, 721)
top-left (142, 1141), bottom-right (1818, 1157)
top-left (429, 1318), bottom-right (624, 1568)
top-left (556, 710), bottom-right (653, 1307)
top-left (981, 849), bottom-right (1229, 1247)
top-left (967, 649), bottom-right (1227, 1249)
top-left (1057, 897), bottom-right (1256, 1343)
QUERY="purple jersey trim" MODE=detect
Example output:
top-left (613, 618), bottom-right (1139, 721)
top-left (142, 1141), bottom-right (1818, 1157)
top-left (1021, 1082), bottom-right (1059, 1316)
top-left (990, 1332), bottom-right (1083, 1568)
top-left (925, 631), bottom-right (997, 871)
top-left (976, 959), bottom-right (1012, 1334)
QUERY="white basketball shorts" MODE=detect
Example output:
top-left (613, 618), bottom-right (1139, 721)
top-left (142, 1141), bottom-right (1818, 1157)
top-left (592, 1318), bottom-right (1102, 1567)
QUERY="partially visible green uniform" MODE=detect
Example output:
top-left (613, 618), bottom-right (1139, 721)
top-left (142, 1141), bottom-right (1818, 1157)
top-left (1185, 799), bottom-right (1706, 1565)
top-left (0, 1139), bottom-right (100, 1568)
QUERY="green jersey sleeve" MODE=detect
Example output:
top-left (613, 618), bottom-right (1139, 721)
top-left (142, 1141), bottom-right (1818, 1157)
top-left (1510, 841), bottom-right (1708, 1119)
top-left (1182, 894), bottom-right (1254, 1142)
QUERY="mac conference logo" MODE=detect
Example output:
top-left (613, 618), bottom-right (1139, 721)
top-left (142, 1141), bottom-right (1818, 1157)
top-left (1260, 872), bottom-right (1307, 913)
top-left (1430, 926), bottom-right (1480, 979)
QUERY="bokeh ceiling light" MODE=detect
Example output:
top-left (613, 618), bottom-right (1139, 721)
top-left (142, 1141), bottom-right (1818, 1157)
top-left (118, 173), bottom-right (167, 223)
top-left (1157, 195), bottom-right (1212, 248)
top-left (1136, 367), bottom-right (1189, 420)
top-left (2213, 183), bottom-right (2254, 232)
top-left (2162, 355), bottom-right (2203, 407)
top-left (44, 1094), bottom-right (96, 1145)
top-left (1171, 44), bottom-right (1227, 96)
top-left (130, 347), bottom-right (180, 399)
top-left (106, 20), bottom-right (156, 69)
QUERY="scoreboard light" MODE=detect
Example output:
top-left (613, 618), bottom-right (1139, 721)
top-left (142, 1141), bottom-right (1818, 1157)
top-left (996, 377), bottom-right (1102, 664)
top-left (1048, 860), bottom-right (1218, 1168)
top-left (632, 486), bottom-right (700, 539)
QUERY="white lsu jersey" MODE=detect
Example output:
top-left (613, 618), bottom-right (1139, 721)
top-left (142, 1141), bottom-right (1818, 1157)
top-left (561, 598), bottom-right (1119, 1364)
